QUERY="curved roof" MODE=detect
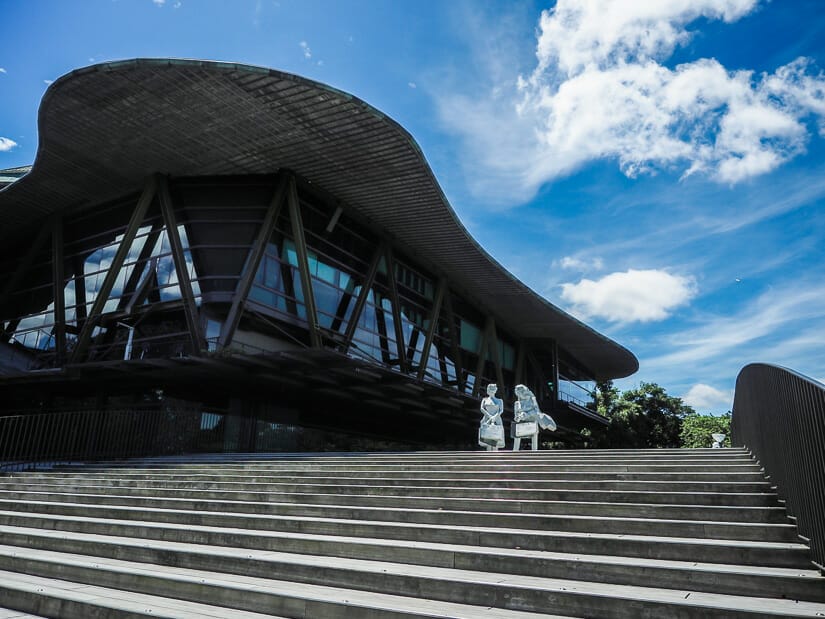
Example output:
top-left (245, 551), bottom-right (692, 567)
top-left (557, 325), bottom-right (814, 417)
top-left (0, 58), bottom-right (637, 379)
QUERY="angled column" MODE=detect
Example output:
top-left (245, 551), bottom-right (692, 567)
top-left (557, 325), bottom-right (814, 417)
top-left (417, 277), bottom-right (445, 381)
top-left (487, 317), bottom-right (505, 391)
top-left (383, 246), bottom-right (407, 371)
top-left (0, 222), bottom-right (53, 341)
top-left (342, 242), bottom-right (385, 352)
top-left (51, 213), bottom-right (66, 365)
top-left (473, 315), bottom-right (493, 397)
top-left (219, 174), bottom-right (288, 349)
top-left (71, 176), bottom-right (158, 363)
top-left (442, 289), bottom-right (465, 392)
top-left (286, 174), bottom-right (321, 349)
top-left (157, 175), bottom-right (202, 356)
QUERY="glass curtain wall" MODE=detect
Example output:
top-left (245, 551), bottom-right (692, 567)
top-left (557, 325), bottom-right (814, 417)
top-left (1, 192), bottom-right (202, 364)
top-left (0, 175), bottom-right (600, 403)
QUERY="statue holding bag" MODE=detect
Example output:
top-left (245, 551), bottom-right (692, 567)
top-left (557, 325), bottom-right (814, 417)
top-left (478, 383), bottom-right (505, 450)
top-left (511, 384), bottom-right (556, 451)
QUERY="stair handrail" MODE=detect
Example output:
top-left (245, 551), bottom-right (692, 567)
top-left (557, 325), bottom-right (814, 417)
top-left (732, 362), bottom-right (825, 569)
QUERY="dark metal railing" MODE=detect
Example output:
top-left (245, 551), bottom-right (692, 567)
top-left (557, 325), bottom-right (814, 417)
top-left (0, 406), bottom-right (207, 472)
top-left (732, 363), bottom-right (825, 569)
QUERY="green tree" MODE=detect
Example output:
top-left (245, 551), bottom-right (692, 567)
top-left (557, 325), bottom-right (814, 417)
top-left (586, 382), bottom-right (695, 448)
top-left (593, 380), bottom-right (620, 417)
top-left (680, 412), bottom-right (731, 448)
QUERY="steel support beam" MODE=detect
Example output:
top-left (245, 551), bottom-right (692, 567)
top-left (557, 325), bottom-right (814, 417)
top-left (487, 317), bottom-right (506, 390)
top-left (514, 341), bottom-right (526, 385)
top-left (218, 174), bottom-right (288, 349)
top-left (325, 205), bottom-right (343, 234)
top-left (157, 175), bottom-right (201, 356)
top-left (550, 339), bottom-right (560, 407)
top-left (342, 242), bottom-right (384, 352)
top-left (71, 176), bottom-right (158, 363)
top-left (473, 315), bottom-right (493, 397)
top-left (329, 276), bottom-right (356, 335)
top-left (0, 220), bottom-right (52, 340)
top-left (417, 277), bottom-right (445, 382)
top-left (117, 219), bottom-right (163, 312)
top-left (72, 255), bottom-right (88, 327)
top-left (51, 214), bottom-right (66, 366)
top-left (442, 290), bottom-right (464, 393)
top-left (286, 174), bottom-right (321, 349)
top-left (383, 246), bottom-right (407, 371)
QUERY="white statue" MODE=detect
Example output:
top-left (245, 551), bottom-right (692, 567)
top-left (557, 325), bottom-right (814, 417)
top-left (711, 433), bottom-right (726, 448)
top-left (512, 384), bottom-right (556, 451)
top-left (478, 383), bottom-right (505, 450)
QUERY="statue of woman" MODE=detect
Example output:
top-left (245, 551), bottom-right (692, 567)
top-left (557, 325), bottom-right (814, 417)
top-left (511, 384), bottom-right (556, 450)
top-left (478, 383), bottom-right (505, 450)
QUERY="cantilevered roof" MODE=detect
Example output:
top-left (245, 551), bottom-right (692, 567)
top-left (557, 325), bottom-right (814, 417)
top-left (0, 58), bottom-right (637, 379)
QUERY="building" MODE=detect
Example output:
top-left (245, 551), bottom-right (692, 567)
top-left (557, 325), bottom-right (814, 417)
top-left (0, 59), bottom-right (637, 451)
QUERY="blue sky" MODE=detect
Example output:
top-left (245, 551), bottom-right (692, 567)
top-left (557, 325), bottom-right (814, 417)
top-left (2, 0), bottom-right (825, 412)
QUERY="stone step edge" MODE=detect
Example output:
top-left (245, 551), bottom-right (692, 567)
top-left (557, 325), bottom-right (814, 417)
top-left (0, 484), bottom-right (786, 514)
top-left (0, 497), bottom-right (799, 542)
top-left (0, 508), bottom-right (808, 554)
top-left (4, 522), bottom-right (821, 584)
top-left (0, 492), bottom-right (795, 530)
top-left (11, 474), bottom-right (774, 488)
top-left (0, 556), bottom-right (571, 619)
top-left (2, 544), bottom-right (824, 617)
top-left (0, 570), bottom-right (283, 619)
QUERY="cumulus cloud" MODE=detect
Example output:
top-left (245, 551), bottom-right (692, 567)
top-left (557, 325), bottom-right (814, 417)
top-left (299, 41), bottom-right (312, 59)
top-left (0, 137), bottom-right (17, 152)
top-left (0, 68), bottom-right (6, 74)
top-left (682, 383), bottom-right (733, 411)
top-left (560, 269), bottom-right (696, 322)
top-left (438, 0), bottom-right (825, 204)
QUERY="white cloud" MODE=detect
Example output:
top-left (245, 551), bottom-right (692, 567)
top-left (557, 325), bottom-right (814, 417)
top-left (437, 0), bottom-right (825, 204)
top-left (299, 41), bottom-right (312, 59)
top-left (642, 281), bottom-right (825, 377)
top-left (152, 0), bottom-right (165, 6)
top-left (408, 82), bottom-right (417, 89)
top-left (557, 255), bottom-right (603, 271)
top-left (0, 68), bottom-right (6, 74)
top-left (0, 137), bottom-right (17, 152)
top-left (43, 79), bottom-right (53, 85)
top-left (682, 383), bottom-right (733, 411)
top-left (560, 269), bottom-right (696, 323)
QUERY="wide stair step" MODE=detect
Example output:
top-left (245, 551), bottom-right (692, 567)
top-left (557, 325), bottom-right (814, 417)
top-left (1, 448), bottom-right (824, 618)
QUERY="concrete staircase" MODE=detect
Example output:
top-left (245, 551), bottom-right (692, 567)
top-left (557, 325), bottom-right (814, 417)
top-left (0, 448), bottom-right (824, 618)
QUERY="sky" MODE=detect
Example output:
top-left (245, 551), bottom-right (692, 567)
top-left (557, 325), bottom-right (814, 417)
top-left (2, 0), bottom-right (825, 413)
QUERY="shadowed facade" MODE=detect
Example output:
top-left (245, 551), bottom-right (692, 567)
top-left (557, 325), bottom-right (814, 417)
top-left (0, 59), bottom-right (637, 449)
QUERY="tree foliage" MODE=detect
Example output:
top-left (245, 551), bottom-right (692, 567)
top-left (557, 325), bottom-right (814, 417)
top-left (680, 412), bottom-right (732, 448)
top-left (586, 381), bottom-right (695, 449)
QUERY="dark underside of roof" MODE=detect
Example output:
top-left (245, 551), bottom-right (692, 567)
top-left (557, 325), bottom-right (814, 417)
top-left (0, 58), bottom-right (637, 380)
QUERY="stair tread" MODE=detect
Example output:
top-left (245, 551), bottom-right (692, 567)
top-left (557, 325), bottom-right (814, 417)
top-left (0, 501), bottom-right (803, 546)
top-left (0, 555), bottom-right (572, 618)
top-left (3, 523), bottom-right (821, 580)
top-left (0, 483), bottom-right (786, 512)
top-left (0, 570), bottom-right (287, 618)
top-left (0, 507), bottom-right (808, 549)
top-left (0, 491), bottom-right (793, 522)
top-left (3, 544), bottom-right (825, 616)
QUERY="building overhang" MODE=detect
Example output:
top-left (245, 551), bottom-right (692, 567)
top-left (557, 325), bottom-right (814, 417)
top-left (0, 58), bottom-right (637, 380)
